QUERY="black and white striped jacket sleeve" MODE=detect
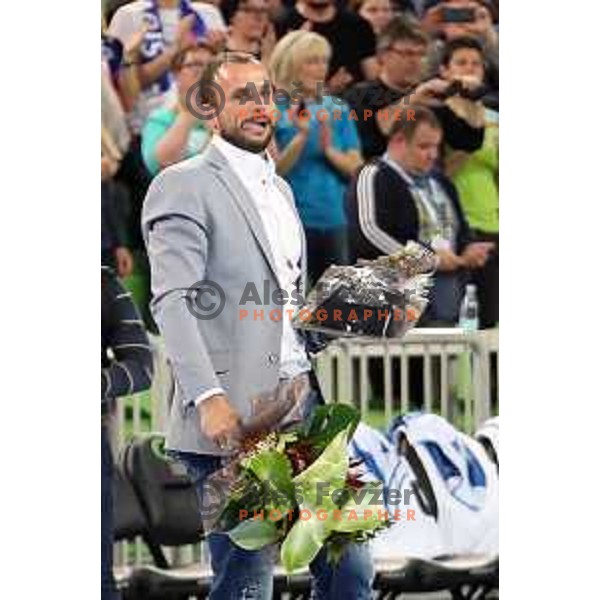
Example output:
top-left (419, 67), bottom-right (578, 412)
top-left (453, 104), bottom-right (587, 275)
top-left (101, 268), bottom-right (153, 402)
top-left (355, 162), bottom-right (407, 255)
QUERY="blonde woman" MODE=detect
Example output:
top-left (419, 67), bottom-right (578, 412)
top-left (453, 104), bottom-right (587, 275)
top-left (270, 31), bottom-right (363, 283)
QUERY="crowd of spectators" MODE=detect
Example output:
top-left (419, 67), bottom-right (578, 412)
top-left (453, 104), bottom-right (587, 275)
top-left (101, 0), bottom-right (499, 328)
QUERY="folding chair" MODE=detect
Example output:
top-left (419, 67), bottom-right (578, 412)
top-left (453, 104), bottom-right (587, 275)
top-left (119, 434), bottom-right (212, 599)
top-left (373, 557), bottom-right (422, 598)
top-left (112, 461), bottom-right (147, 596)
top-left (413, 555), bottom-right (498, 599)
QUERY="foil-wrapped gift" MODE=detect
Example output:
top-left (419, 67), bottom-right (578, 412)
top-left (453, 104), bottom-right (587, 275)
top-left (294, 242), bottom-right (437, 338)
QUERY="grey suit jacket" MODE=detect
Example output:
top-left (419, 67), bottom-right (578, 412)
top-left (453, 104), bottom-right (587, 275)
top-left (142, 143), bottom-right (308, 455)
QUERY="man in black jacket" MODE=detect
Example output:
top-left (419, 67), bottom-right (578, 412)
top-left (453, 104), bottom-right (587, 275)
top-left (101, 266), bottom-right (153, 599)
top-left (347, 105), bottom-right (492, 324)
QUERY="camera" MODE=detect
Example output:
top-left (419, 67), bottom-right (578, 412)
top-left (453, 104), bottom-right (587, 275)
top-left (439, 80), bottom-right (488, 101)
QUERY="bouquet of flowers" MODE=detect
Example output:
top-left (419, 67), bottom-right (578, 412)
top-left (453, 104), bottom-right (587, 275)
top-left (293, 242), bottom-right (437, 338)
top-left (202, 403), bottom-right (390, 573)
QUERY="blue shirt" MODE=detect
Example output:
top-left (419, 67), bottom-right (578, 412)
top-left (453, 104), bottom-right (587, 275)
top-left (274, 96), bottom-right (361, 230)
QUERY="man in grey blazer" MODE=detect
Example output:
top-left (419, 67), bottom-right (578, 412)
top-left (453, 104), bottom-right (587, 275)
top-left (142, 52), bottom-right (373, 599)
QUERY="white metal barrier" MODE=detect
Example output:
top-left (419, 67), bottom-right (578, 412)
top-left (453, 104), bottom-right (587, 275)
top-left (315, 328), bottom-right (498, 433)
top-left (113, 328), bottom-right (498, 567)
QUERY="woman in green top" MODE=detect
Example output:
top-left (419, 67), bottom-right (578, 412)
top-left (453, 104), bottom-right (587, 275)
top-left (450, 110), bottom-right (498, 235)
top-left (142, 43), bottom-right (214, 176)
top-left (442, 37), bottom-right (499, 327)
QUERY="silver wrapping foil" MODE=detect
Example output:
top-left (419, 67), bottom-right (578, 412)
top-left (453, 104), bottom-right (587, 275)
top-left (294, 242), bottom-right (437, 338)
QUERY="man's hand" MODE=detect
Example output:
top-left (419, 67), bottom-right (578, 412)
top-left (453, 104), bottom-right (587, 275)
top-left (436, 248), bottom-right (465, 272)
top-left (327, 67), bottom-right (353, 95)
top-left (205, 29), bottom-right (227, 53)
top-left (452, 74), bottom-right (483, 91)
top-left (124, 23), bottom-right (149, 59)
top-left (198, 393), bottom-right (241, 448)
top-left (261, 22), bottom-right (277, 63)
top-left (101, 156), bottom-right (119, 181)
top-left (410, 77), bottom-right (451, 106)
top-left (421, 3), bottom-right (445, 34)
top-left (464, 3), bottom-right (495, 39)
top-left (460, 242), bottom-right (494, 268)
top-left (115, 247), bottom-right (134, 278)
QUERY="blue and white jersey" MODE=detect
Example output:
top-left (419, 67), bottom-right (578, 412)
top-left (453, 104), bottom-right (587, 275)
top-left (348, 414), bottom-right (499, 559)
top-left (349, 422), bottom-right (444, 558)
top-left (389, 413), bottom-right (499, 556)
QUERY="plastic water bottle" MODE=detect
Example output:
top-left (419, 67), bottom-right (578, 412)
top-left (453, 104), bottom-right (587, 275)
top-left (459, 284), bottom-right (479, 331)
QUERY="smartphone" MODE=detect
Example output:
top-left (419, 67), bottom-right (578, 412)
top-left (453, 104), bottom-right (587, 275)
top-left (441, 6), bottom-right (476, 23)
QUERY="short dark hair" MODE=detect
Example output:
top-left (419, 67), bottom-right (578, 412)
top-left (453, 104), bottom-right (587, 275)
top-left (198, 51), bottom-right (261, 105)
top-left (388, 105), bottom-right (441, 142)
top-left (220, 0), bottom-right (254, 25)
top-left (441, 36), bottom-right (485, 67)
top-left (377, 15), bottom-right (429, 53)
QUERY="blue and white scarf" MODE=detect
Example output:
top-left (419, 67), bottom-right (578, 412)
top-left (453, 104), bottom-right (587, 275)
top-left (140, 0), bottom-right (206, 93)
top-left (101, 35), bottom-right (124, 80)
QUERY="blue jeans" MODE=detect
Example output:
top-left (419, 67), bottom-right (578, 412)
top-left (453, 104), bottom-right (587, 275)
top-left (174, 452), bottom-right (374, 600)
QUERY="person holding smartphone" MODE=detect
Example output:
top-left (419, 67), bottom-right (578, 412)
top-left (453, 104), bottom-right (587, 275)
top-left (346, 16), bottom-right (485, 161)
top-left (421, 0), bottom-right (498, 106)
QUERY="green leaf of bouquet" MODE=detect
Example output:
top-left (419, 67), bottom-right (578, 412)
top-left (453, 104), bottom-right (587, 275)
top-left (281, 507), bottom-right (327, 573)
top-left (280, 427), bottom-right (355, 573)
top-left (293, 427), bottom-right (351, 508)
top-left (331, 483), bottom-right (389, 534)
top-left (242, 450), bottom-right (295, 497)
top-left (227, 518), bottom-right (281, 551)
top-left (241, 450), bottom-right (296, 516)
top-left (216, 473), bottom-right (267, 530)
top-left (303, 405), bottom-right (360, 453)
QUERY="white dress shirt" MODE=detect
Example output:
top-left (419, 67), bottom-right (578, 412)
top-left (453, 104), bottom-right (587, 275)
top-left (195, 135), bottom-right (311, 406)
